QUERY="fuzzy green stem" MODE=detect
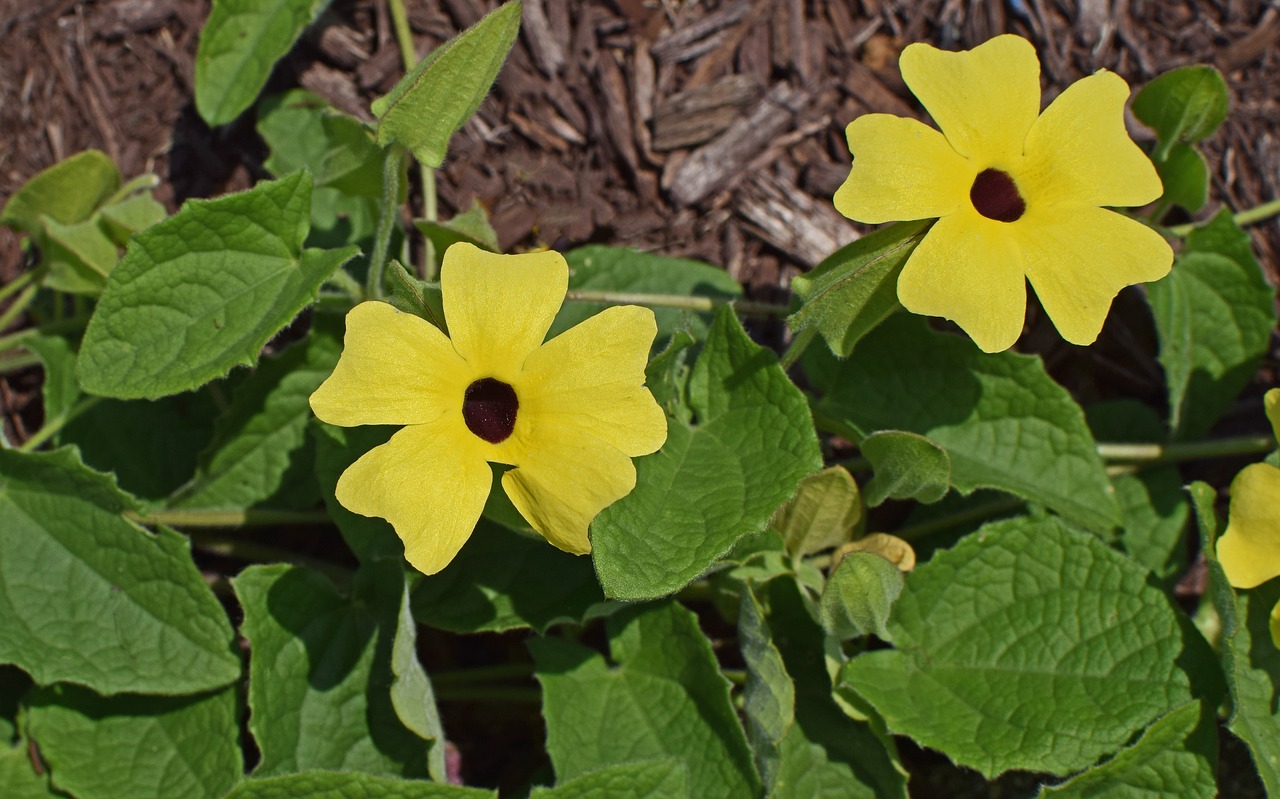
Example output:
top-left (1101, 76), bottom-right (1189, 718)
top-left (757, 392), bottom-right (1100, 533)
top-left (564, 290), bottom-right (789, 318)
top-left (126, 509), bottom-right (333, 528)
top-left (1097, 435), bottom-right (1274, 465)
top-left (1168, 197), bottom-right (1280, 237)
top-left (325, 267), bottom-right (365, 302)
top-left (0, 265), bottom-right (46, 306)
top-left (429, 663), bottom-right (537, 685)
top-left (778, 326), bottom-right (816, 371)
top-left (19, 396), bottom-right (101, 452)
top-left (386, 0), bottom-right (439, 279)
top-left (0, 351), bottom-right (41, 374)
top-left (367, 147), bottom-right (404, 299)
top-left (0, 284), bottom-right (39, 333)
top-left (0, 315), bottom-right (90, 354)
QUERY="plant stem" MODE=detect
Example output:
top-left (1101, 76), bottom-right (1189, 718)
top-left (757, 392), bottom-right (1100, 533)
top-left (563, 290), bottom-right (790, 318)
top-left (0, 315), bottom-right (90, 354)
top-left (0, 265), bottom-right (45, 306)
top-left (433, 686), bottom-right (542, 703)
top-left (430, 663), bottom-right (537, 684)
top-left (386, 0), bottom-right (439, 279)
top-left (0, 351), bottom-right (41, 374)
top-left (325, 267), bottom-right (365, 302)
top-left (0, 284), bottom-right (38, 333)
top-left (1097, 435), bottom-right (1274, 465)
top-left (778, 327), bottom-right (815, 371)
top-left (367, 147), bottom-right (404, 299)
top-left (187, 531), bottom-right (352, 585)
top-left (19, 396), bottom-right (100, 452)
top-left (1168, 197), bottom-right (1280, 237)
top-left (126, 508), bottom-right (334, 528)
top-left (895, 495), bottom-right (1026, 541)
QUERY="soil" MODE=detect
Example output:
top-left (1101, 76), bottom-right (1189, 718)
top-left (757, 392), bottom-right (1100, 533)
top-left (1, 0), bottom-right (1279, 793)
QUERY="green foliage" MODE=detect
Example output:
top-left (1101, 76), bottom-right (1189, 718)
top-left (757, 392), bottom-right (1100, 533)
top-left (222, 772), bottom-right (493, 799)
top-left (1133, 65), bottom-right (1229, 163)
top-left (789, 220), bottom-right (929, 356)
top-left (1154, 143), bottom-right (1209, 213)
top-left (25, 684), bottom-right (241, 799)
top-left (530, 601), bottom-right (760, 799)
top-left (860, 430), bottom-right (950, 506)
top-left (232, 562), bottom-right (433, 778)
top-left (553, 245), bottom-right (742, 341)
top-left (739, 586), bottom-right (795, 788)
top-left (373, 2), bottom-right (522, 168)
top-left (167, 317), bottom-right (341, 510)
top-left (528, 760), bottom-right (689, 798)
top-left (819, 314), bottom-right (1119, 532)
top-left (195, 0), bottom-right (325, 125)
top-left (1037, 702), bottom-right (1217, 798)
top-left (77, 172), bottom-right (358, 399)
top-left (842, 515), bottom-right (1222, 778)
top-left (0, 745), bottom-right (55, 798)
top-left (0, 150), bottom-right (120, 232)
top-left (819, 553), bottom-right (903, 641)
top-left (415, 200), bottom-right (501, 257)
top-left (771, 466), bottom-right (861, 558)
top-left (1148, 209), bottom-right (1276, 439)
top-left (591, 308), bottom-right (822, 599)
top-left (0, 448), bottom-right (239, 695)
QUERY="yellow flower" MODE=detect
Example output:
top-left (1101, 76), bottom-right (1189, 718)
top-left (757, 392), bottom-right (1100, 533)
top-left (1215, 388), bottom-right (1280, 647)
top-left (310, 243), bottom-right (668, 575)
top-left (834, 34), bottom-right (1173, 352)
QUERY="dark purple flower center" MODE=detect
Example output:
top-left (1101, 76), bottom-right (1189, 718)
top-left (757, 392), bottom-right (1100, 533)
top-left (462, 378), bottom-right (518, 444)
top-left (970, 168), bottom-right (1026, 223)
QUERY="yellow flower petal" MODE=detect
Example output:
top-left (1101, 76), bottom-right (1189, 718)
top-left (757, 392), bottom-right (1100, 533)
top-left (1265, 388), bottom-right (1280, 444)
top-left (896, 211), bottom-right (1027, 353)
top-left (310, 301), bottom-right (470, 427)
top-left (440, 242), bottom-right (568, 378)
top-left (336, 421), bottom-right (492, 575)
top-left (502, 427), bottom-right (638, 555)
top-left (1216, 463), bottom-right (1280, 589)
top-left (834, 115), bottom-right (972, 224)
top-left (1020, 71), bottom-right (1163, 209)
top-left (520, 305), bottom-right (667, 458)
top-left (1017, 206), bottom-right (1172, 345)
top-left (899, 35), bottom-right (1041, 165)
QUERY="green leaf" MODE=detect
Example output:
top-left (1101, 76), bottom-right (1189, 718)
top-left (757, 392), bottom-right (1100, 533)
top-left (819, 553), bottom-right (903, 641)
top-left (41, 216), bottom-right (118, 293)
top-left (789, 220), bottom-right (929, 356)
top-left (167, 317), bottom-right (341, 510)
top-left (1133, 65), bottom-right (1229, 163)
top-left (530, 601), bottom-right (759, 799)
top-left (529, 760), bottom-right (689, 799)
top-left (818, 314), bottom-right (1120, 532)
top-left (25, 334), bottom-right (79, 421)
top-left (415, 200), bottom-right (500, 257)
top-left (841, 514), bottom-right (1222, 777)
top-left (373, 2), bottom-right (521, 167)
top-left (99, 191), bottom-right (167, 246)
top-left (313, 423), bottom-right (405, 564)
top-left (232, 562), bottom-right (431, 778)
top-left (0, 447), bottom-right (239, 695)
top-left (860, 430), bottom-right (950, 507)
top-left (1088, 401), bottom-right (1188, 586)
top-left (389, 576), bottom-right (447, 782)
top-left (411, 519), bottom-right (608, 634)
top-left (77, 172), bottom-right (358, 399)
top-left (1194, 480), bottom-right (1280, 793)
top-left (223, 772), bottom-right (493, 799)
top-left (63, 391), bottom-right (221, 501)
top-left (592, 308), bottom-right (823, 599)
top-left (384, 260), bottom-right (448, 330)
top-left (26, 684), bottom-right (240, 799)
top-left (257, 90), bottom-right (378, 249)
top-left (195, 0), bottom-right (325, 125)
top-left (739, 586), bottom-right (795, 789)
top-left (771, 466), bottom-right (861, 558)
top-left (553, 245), bottom-right (742, 341)
top-left (0, 745), bottom-right (57, 798)
top-left (1148, 209), bottom-right (1276, 439)
top-left (0, 666), bottom-right (31, 745)
top-left (1038, 702), bottom-right (1216, 799)
top-left (763, 577), bottom-right (907, 799)
top-left (1154, 143), bottom-right (1209, 213)
top-left (0, 149), bottom-right (120, 233)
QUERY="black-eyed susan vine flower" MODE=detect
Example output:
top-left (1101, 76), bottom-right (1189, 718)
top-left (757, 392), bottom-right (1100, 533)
top-left (1215, 388), bottom-right (1280, 647)
top-left (834, 34), bottom-right (1174, 353)
top-left (310, 243), bottom-right (668, 575)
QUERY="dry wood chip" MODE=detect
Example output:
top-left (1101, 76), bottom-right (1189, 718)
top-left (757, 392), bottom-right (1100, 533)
top-left (508, 109), bottom-right (571, 153)
top-left (652, 74), bottom-right (761, 151)
top-left (651, 0), bottom-right (752, 64)
top-left (522, 0), bottom-right (565, 77)
top-left (94, 0), bottom-right (173, 39)
top-left (736, 170), bottom-right (858, 268)
top-left (313, 23), bottom-right (370, 69)
top-left (594, 51), bottom-right (640, 180)
top-left (840, 60), bottom-right (915, 119)
top-left (299, 62), bottom-right (369, 121)
top-left (668, 83), bottom-right (809, 207)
